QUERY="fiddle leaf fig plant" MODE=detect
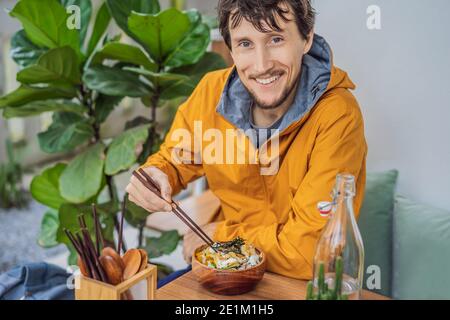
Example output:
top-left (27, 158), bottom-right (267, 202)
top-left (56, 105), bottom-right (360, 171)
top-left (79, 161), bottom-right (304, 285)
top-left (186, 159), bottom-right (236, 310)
top-left (0, 0), bottom-right (226, 267)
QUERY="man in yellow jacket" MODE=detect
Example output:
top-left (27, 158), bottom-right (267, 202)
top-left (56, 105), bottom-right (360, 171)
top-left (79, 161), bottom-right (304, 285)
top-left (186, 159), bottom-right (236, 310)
top-left (126, 0), bottom-right (367, 280)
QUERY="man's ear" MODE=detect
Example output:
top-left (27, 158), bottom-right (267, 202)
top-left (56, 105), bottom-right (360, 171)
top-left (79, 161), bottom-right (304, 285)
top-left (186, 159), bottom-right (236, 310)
top-left (303, 31), bottom-right (314, 55)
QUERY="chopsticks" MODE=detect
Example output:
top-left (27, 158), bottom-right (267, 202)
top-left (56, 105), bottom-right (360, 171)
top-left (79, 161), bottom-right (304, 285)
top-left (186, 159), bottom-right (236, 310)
top-left (64, 212), bottom-right (108, 282)
top-left (132, 168), bottom-right (217, 251)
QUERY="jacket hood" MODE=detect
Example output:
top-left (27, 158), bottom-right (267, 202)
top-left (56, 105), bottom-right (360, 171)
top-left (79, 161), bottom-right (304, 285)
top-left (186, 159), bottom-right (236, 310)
top-left (216, 34), bottom-right (356, 133)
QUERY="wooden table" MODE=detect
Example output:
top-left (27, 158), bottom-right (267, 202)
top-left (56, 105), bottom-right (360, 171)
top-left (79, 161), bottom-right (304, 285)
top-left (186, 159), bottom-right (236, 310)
top-left (156, 271), bottom-right (389, 300)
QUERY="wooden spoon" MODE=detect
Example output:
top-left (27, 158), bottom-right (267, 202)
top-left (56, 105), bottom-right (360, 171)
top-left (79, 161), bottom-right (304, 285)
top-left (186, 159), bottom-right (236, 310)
top-left (99, 255), bottom-right (123, 285)
top-left (122, 248), bottom-right (142, 280)
top-left (138, 249), bottom-right (148, 272)
top-left (77, 256), bottom-right (88, 277)
top-left (102, 247), bottom-right (125, 270)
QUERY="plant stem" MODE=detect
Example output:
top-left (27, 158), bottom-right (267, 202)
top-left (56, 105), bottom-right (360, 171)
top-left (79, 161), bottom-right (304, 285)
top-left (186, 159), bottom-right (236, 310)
top-left (78, 85), bottom-right (124, 251)
top-left (138, 222), bottom-right (145, 248)
top-left (146, 89), bottom-right (160, 156)
top-left (137, 83), bottom-right (161, 247)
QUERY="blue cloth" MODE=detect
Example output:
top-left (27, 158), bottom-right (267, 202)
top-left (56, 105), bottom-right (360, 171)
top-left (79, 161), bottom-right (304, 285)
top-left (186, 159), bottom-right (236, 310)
top-left (0, 262), bottom-right (73, 300)
top-left (157, 265), bottom-right (192, 288)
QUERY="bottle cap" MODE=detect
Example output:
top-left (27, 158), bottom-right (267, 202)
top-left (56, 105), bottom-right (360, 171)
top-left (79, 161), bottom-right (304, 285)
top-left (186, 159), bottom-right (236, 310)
top-left (317, 201), bottom-right (332, 217)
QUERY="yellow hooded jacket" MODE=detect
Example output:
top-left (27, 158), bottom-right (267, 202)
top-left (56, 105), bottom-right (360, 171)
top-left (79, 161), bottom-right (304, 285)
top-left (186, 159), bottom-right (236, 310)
top-left (142, 34), bottom-right (367, 280)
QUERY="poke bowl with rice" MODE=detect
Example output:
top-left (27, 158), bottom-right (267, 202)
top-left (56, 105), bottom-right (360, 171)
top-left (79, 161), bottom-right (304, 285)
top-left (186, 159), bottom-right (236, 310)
top-left (192, 237), bottom-right (266, 295)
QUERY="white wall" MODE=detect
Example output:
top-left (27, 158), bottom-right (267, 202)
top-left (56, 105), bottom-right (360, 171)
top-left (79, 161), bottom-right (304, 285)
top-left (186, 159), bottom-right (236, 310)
top-left (311, 0), bottom-right (450, 209)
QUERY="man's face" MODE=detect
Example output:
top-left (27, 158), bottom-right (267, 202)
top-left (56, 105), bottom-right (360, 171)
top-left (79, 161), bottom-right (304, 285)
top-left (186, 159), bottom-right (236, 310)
top-left (229, 5), bottom-right (313, 109)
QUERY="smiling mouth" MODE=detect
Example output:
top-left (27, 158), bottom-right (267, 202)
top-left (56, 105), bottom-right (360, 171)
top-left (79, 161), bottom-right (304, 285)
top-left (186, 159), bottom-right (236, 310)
top-left (254, 73), bottom-right (283, 86)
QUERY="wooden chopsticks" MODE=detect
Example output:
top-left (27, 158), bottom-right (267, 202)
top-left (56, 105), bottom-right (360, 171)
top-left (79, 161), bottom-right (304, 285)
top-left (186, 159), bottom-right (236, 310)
top-left (132, 168), bottom-right (217, 251)
top-left (64, 212), bottom-right (108, 282)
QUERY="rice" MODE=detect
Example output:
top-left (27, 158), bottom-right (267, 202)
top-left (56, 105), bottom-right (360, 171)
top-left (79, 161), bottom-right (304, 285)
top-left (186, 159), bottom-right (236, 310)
top-left (195, 237), bottom-right (261, 270)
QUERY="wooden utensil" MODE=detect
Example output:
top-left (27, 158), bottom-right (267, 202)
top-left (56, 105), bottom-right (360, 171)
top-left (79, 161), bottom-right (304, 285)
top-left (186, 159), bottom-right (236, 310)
top-left (122, 249), bottom-right (142, 280)
top-left (99, 255), bottom-right (123, 285)
top-left (77, 256), bottom-right (89, 277)
top-left (118, 195), bottom-right (126, 255)
top-left (92, 203), bottom-right (104, 254)
top-left (138, 249), bottom-right (148, 272)
top-left (102, 247), bottom-right (125, 270)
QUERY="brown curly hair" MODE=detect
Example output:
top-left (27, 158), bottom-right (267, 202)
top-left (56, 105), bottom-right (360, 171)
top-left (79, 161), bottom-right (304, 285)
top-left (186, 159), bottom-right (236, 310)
top-left (218, 0), bottom-right (316, 49)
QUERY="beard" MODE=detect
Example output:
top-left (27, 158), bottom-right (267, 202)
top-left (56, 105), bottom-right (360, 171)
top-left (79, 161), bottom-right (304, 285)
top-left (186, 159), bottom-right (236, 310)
top-left (243, 70), bottom-right (301, 110)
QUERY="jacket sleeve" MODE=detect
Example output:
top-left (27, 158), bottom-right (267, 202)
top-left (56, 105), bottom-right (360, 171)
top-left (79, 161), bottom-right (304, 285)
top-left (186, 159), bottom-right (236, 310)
top-left (214, 100), bottom-right (368, 280)
top-left (140, 81), bottom-right (207, 196)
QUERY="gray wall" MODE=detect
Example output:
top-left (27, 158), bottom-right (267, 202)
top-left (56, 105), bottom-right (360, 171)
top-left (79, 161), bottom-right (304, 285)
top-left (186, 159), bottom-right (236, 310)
top-left (311, 0), bottom-right (450, 209)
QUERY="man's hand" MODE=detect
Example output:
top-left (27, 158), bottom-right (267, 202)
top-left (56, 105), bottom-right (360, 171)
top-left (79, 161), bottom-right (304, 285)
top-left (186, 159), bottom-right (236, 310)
top-left (126, 166), bottom-right (173, 213)
top-left (183, 222), bottom-right (220, 264)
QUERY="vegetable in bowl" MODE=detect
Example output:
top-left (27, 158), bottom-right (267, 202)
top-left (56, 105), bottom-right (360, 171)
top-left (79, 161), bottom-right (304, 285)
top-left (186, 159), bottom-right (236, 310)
top-left (195, 237), bottom-right (261, 270)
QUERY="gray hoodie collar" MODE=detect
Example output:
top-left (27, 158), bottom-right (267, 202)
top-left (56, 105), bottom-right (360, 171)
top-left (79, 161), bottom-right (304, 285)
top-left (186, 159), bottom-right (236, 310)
top-left (216, 34), bottom-right (333, 133)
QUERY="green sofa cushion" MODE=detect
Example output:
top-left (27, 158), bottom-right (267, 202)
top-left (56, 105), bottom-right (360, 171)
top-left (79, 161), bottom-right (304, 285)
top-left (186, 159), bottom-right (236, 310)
top-left (392, 196), bottom-right (450, 299)
top-left (358, 169), bottom-right (398, 297)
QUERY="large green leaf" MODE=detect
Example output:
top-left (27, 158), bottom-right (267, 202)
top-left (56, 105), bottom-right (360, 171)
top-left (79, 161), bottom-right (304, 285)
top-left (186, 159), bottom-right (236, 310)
top-left (144, 230), bottom-right (181, 258)
top-left (30, 163), bottom-right (67, 209)
top-left (160, 78), bottom-right (195, 100)
top-left (3, 100), bottom-right (86, 119)
top-left (67, 244), bottom-right (78, 266)
top-left (128, 9), bottom-right (191, 63)
top-left (124, 67), bottom-right (189, 87)
top-left (0, 85), bottom-right (77, 108)
top-left (106, 0), bottom-right (160, 41)
top-left (164, 10), bottom-right (211, 68)
top-left (92, 42), bottom-right (156, 71)
top-left (59, 143), bottom-right (105, 203)
top-left (126, 52), bottom-right (227, 100)
top-left (124, 66), bottom-right (193, 100)
top-left (83, 65), bottom-right (151, 97)
top-left (94, 94), bottom-right (123, 124)
top-left (56, 203), bottom-right (95, 246)
top-left (10, 30), bottom-right (47, 68)
top-left (124, 197), bottom-right (149, 228)
top-left (60, 0), bottom-right (92, 46)
top-left (86, 2), bottom-right (111, 56)
top-left (17, 46), bottom-right (81, 85)
top-left (104, 125), bottom-right (150, 175)
top-left (170, 52), bottom-right (227, 84)
top-left (56, 200), bottom-right (117, 246)
top-left (159, 52), bottom-right (227, 100)
top-left (38, 209), bottom-right (60, 248)
top-left (38, 112), bottom-right (93, 153)
top-left (9, 0), bottom-right (80, 57)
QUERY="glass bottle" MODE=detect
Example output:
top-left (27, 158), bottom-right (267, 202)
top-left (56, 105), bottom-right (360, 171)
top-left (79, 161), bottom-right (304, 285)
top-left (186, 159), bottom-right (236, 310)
top-left (312, 173), bottom-right (365, 300)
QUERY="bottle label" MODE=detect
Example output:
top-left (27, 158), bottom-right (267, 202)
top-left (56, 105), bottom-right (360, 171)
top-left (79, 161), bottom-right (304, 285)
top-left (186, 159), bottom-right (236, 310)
top-left (317, 201), bottom-right (332, 217)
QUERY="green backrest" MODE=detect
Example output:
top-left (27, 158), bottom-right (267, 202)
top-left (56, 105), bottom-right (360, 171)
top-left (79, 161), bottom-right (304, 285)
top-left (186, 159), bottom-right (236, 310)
top-left (392, 196), bottom-right (450, 299)
top-left (358, 169), bottom-right (399, 297)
